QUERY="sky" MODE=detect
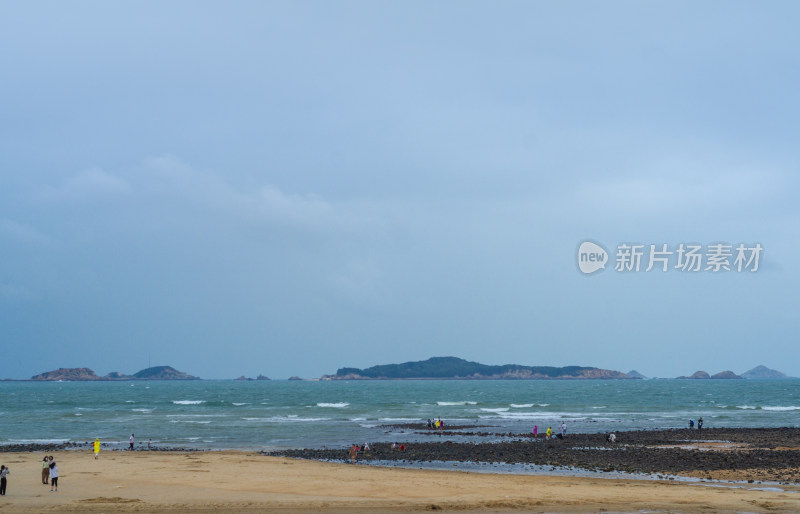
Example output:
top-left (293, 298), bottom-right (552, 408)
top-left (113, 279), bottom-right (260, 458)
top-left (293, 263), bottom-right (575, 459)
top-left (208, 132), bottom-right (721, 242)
top-left (1, 1), bottom-right (798, 379)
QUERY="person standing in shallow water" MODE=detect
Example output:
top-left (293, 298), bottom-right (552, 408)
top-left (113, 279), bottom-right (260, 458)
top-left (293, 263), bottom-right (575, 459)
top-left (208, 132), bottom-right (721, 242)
top-left (129, 433), bottom-right (134, 450)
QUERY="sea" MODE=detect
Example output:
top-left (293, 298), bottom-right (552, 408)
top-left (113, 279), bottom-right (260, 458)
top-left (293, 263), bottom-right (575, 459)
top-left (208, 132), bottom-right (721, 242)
top-left (2, 379), bottom-right (798, 451)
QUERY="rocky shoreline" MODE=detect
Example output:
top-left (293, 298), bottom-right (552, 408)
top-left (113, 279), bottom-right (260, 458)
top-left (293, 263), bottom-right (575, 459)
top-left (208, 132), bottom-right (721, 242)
top-left (266, 427), bottom-right (800, 484)
top-left (0, 441), bottom-right (204, 453)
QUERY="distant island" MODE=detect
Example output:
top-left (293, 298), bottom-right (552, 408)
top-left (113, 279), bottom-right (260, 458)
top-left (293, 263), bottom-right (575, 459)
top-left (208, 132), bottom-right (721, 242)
top-left (30, 366), bottom-right (199, 381)
top-left (741, 365), bottom-right (792, 379)
top-left (321, 356), bottom-right (632, 380)
top-left (674, 365), bottom-right (793, 380)
top-left (677, 370), bottom-right (743, 379)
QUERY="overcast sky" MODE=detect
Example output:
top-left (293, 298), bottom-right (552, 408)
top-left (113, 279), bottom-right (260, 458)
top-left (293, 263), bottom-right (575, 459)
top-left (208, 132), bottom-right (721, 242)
top-left (1, 1), bottom-right (798, 379)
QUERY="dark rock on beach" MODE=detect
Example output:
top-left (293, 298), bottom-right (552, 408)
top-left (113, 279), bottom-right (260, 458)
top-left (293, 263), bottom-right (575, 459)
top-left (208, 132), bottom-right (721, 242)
top-left (266, 427), bottom-right (800, 483)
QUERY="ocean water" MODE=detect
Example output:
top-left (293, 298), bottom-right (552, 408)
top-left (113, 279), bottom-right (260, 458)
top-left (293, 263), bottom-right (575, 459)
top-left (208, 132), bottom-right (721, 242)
top-left (2, 379), bottom-right (798, 450)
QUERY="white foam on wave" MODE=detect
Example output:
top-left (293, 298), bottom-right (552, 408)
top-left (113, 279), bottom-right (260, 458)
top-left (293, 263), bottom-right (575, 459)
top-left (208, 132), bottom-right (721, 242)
top-left (350, 417), bottom-right (366, 421)
top-left (173, 400), bottom-right (205, 405)
top-left (132, 408), bottom-right (153, 413)
top-left (736, 405), bottom-right (757, 410)
top-left (242, 416), bottom-right (330, 423)
top-left (317, 402), bottom-right (349, 408)
top-left (169, 420), bottom-right (212, 424)
top-left (592, 406), bottom-right (607, 409)
top-left (125, 400), bottom-right (135, 403)
top-left (510, 403), bottom-right (534, 408)
top-left (480, 407), bottom-right (509, 413)
top-left (4, 438), bottom-right (69, 445)
top-left (762, 406), bottom-right (800, 411)
top-left (481, 411), bottom-right (606, 421)
top-left (232, 403), bottom-right (249, 406)
top-left (74, 413), bottom-right (82, 416)
top-left (437, 401), bottom-right (477, 406)
top-left (378, 417), bottom-right (418, 422)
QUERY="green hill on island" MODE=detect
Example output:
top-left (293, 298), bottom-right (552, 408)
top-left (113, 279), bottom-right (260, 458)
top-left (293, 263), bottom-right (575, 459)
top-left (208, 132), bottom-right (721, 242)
top-left (30, 365), bottom-right (199, 381)
top-left (324, 356), bottom-right (630, 380)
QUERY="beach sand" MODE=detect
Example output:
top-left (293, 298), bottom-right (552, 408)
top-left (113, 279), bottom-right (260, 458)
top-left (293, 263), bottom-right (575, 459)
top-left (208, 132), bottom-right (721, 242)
top-left (0, 450), bottom-right (797, 513)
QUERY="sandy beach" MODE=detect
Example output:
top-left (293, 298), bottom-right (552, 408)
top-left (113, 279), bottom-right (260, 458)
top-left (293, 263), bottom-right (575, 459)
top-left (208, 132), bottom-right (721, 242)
top-left (0, 450), bottom-right (797, 513)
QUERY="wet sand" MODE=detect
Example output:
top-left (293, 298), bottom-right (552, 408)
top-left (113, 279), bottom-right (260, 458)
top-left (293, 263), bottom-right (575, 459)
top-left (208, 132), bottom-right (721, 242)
top-left (0, 450), bottom-right (798, 512)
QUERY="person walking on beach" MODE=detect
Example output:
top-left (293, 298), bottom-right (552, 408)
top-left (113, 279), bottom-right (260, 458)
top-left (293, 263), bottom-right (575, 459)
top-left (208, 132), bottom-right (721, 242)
top-left (560, 422), bottom-right (567, 438)
top-left (698, 417), bottom-right (704, 430)
top-left (93, 438), bottom-right (100, 459)
top-left (0, 465), bottom-right (9, 495)
top-left (532, 425), bottom-right (538, 440)
top-left (129, 433), bottom-right (135, 450)
top-left (349, 444), bottom-right (358, 464)
top-left (49, 461), bottom-right (58, 492)
top-left (41, 457), bottom-right (49, 484)
top-left (688, 419), bottom-right (694, 429)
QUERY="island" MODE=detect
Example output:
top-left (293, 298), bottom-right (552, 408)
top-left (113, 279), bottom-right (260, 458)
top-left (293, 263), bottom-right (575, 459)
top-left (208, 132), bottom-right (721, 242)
top-left (676, 370), bottom-right (743, 379)
top-left (234, 374), bottom-right (272, 381)
top-left (741, 365), bottom-right (792, 379)
top-left (321, 356), bottom-right (632, 380)
top-left (30, 365), bottom-right (199, 381)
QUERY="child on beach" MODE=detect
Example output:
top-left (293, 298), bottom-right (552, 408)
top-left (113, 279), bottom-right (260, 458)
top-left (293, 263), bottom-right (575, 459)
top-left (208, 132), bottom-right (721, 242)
top-left (533, 425), bottom-right (538, 439)
top-left (546, 427), bottom-right (552, 439)
top-left (93, 438), bottom-right (100, 459)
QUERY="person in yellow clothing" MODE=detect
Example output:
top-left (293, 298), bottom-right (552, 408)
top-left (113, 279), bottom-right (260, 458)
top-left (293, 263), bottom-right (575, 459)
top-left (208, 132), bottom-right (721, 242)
top-left (545, 427), bottom-right (552, 439)
top-left (93, 438), bottom-right (100, 459)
